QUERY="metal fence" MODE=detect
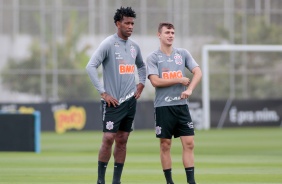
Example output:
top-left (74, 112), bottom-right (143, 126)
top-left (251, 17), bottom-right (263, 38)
top-left (0, 0), bottom-right (282, 102)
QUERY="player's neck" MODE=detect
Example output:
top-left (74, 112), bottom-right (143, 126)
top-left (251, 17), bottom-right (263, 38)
top-left (160, 45), bottom-right (173, 56)
top-left (117, 32), bottom-right (129, 40)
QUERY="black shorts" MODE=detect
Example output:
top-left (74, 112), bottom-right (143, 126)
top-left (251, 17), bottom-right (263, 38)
top-left (155, 105), bottom-right (194, 139)
top-left (101, 97), bottom-right (136, 133)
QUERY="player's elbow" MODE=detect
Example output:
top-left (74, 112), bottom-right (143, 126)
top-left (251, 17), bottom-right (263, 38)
top-left (150, 81), bottom-right (158, 87)
top-left (148, 75), bottom-right (160, 87)
top-left (85, 65), bottom-right (90, 73)
top-left (85, 63), bottom-right (92, 73)
top-left (193, 67), bottom-right (202, 79)
top-left (197, 69), bottom-right (202, 79)
top-left (149, 79), bottom-right (159, 87)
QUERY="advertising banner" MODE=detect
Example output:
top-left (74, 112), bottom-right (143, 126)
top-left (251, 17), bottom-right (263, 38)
top-left (0, 99), bottom-right (281, 133)
top-left (212, 99), bottom-right (282, 128)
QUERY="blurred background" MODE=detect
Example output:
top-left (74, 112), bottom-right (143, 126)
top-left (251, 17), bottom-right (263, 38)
top-left (0, 2), bottom-right (281, 182)
top-left (1, 0), bottom-right (281, 103)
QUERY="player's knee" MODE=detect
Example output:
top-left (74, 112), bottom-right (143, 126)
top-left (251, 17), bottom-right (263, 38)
top-left (160, 141), bottom-right (171, 152)
top-left (102, 133), bottom-right (115, 146)
top-left (115, 132), bottom-right (129, 144)
top-left (184, 141), bottom-right (194, 151)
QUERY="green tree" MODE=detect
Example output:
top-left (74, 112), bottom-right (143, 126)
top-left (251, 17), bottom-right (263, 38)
top-left (209, 15), bottom-right (282, 99)
top-left (1, 12), bottom-right (99, 101)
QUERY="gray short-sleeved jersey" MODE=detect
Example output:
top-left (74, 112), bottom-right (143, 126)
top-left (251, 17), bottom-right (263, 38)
top-left (146, 48), bottom-right (199, 107)
top-left (86, 33), bottom-right (146, 104)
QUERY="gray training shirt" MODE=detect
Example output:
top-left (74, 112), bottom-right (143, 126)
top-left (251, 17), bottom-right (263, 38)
top-left (86, 33), bottom-right (146, 104)
top-left (146, 48), bottom-right (199, 108)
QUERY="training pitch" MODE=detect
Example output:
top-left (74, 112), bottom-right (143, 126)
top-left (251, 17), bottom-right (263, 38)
top-left (0, 127), bottom-right (281, 184)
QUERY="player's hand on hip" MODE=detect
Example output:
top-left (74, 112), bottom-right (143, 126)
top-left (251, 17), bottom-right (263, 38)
top-left (134, 83), bottom-right (144, 99)
top-left (180, 77), bottom-right (190, 86)
top-left (101, 92), bottom-right (119, 107)
top-left (180, 89), bottom-right (192, 99)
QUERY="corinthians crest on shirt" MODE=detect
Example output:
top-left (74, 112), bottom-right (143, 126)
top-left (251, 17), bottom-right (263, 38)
top-left (130, 45), bottom-right (136, 59)
top-left (114, 42), bottom-right (119, 47)
top-left (174, 53), bottom-right (183, 65)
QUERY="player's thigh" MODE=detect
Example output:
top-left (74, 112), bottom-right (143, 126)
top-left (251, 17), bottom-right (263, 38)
top-left (175, 105), bottom-right (195, 137)
top-left (119, 97), bottom-right (137, 132)
top-left (101, 100), bottom-right (127, 133)
top-left (155, 106), bottom-right (177, 139)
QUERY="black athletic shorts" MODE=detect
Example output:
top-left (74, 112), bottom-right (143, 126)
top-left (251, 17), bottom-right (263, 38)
top-left (155, 105), bottom-right (195, 139)
top-left (101, 97), bottom-right (136, 133)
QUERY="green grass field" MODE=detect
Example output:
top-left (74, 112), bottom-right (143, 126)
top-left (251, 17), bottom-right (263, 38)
top-left (0, 127), bottom-right (282, 184)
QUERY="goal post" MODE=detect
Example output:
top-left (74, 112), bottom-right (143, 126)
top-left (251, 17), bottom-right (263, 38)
top-left (201, 44), bottom-right (282, 130)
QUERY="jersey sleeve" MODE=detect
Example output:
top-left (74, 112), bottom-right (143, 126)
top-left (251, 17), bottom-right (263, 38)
top-left (135, 45), bottom-right (146, 85)
top-left (183, 49), bottom-right (199, 72)
top-left (146, 53), bottom-right (159, 79)
top-left (85, 40), bottom-right (109, 94)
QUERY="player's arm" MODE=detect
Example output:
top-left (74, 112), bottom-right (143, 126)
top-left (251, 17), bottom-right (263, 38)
top-left (86, 56), bottom-right (105, 94)
top-left (180, 66), bottom-right (202, 99)
top-left (134, 65), bottom-right (146, 99)
top-left (135, 46), bottom-right (146, 99)
top-left (134, 62), bottom-right (145, 100)
top-left (134, 83), bottom-right (145, 99)
top-left (148, 74), bottom-right (190, 88)
top-left (86, 41), bottom-right (118, 107)
top-left (86, 40), bottom-right (111, 94)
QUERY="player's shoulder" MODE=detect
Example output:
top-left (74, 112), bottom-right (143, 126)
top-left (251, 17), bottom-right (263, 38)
top-left (174, 47), bottom-right (189, 54)
top-left (150, 49), bottom-right (161, 56)
top-left (104, 34), bottom-right (117, 44)
top-left (147, 50), bottom-right (160, 60)
top-left (99, 35), bottom-right (115, 48)
top-left (128, 38), bottom-right (141, 48)
top-left (174, 47), bottom-right (193, 58)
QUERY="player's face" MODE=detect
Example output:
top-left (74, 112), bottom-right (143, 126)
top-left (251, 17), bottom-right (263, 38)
top-left (158, 27), bottom-right (174, 46)
top-left (117, 16), bottom-right (135, 40)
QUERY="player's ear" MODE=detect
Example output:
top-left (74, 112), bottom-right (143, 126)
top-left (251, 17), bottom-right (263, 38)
top-left (116, 21), bottom-right (121, 28)
top-left (157, 32), bottom-right (161, 38)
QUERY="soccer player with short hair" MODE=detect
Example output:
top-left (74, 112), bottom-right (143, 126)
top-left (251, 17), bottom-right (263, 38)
top-left (146, 22), bottom-right (202, 184)
top-left (86, 7), bottom-right (146, 184)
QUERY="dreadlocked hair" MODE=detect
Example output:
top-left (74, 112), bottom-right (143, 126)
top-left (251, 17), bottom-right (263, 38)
top-left (114, 7), bottom-right (136, 24)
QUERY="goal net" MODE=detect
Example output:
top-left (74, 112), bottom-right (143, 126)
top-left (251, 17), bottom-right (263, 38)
top-left (201, 44), bottom-right (282, 129)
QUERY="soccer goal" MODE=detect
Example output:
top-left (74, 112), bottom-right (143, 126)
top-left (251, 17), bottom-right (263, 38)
top-left (201, 44), bottom-right (282, 130)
